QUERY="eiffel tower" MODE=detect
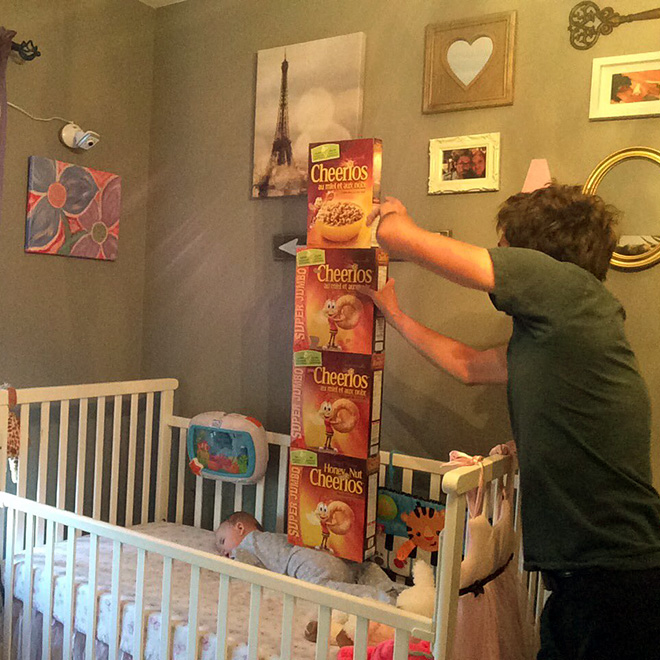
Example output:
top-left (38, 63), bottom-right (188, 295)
top-left (255, 52), bottom-right (303, 197)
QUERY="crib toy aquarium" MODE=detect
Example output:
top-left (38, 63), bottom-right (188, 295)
top-left (187, 411), bottom-right (268, 484)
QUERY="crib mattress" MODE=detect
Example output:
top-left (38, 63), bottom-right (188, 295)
top-left (12, 522), bottom-right (327, 660)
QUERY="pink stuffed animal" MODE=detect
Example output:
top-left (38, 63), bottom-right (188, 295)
top-left (337, 639), bottom-right (433, 660)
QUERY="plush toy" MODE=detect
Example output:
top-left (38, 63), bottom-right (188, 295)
top-left (395, 560), bottom-right (436, 617)
top-left (337, 639), bottom-right (433, 660)
top-left (2, 384), bottom-right (22, 484)
top-left (328, 560), bottom-right (436, 650)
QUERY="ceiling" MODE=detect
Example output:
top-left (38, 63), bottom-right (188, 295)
top-left (138, 0), bottom-right (187, 8)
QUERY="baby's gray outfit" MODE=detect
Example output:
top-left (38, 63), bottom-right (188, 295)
top-left (233, 530), bottom-right (403, 603)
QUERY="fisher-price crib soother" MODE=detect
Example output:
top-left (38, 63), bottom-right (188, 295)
top-left (187, 412), bottom-right (268, 484)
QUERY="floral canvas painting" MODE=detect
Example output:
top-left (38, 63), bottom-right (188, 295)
top-left (25, 156), bottom-right (120, 260)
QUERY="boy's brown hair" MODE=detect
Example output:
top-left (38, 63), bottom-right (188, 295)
top-left (221, 511), bottom-right (264, 531)
top-left (496, 184), bottom-right (619, 281)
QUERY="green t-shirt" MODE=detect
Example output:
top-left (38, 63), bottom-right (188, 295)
top-left (488, 247), bottom-right (660, 571)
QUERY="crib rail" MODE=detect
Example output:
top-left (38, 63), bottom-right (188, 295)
top-left (0, 379), bottom-right (178, 542)
top-left (0, 492), bottom-right (434, 660)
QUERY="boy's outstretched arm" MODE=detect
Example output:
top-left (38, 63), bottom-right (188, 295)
top-left (370, 197), bottom-right (496, 292)
top-left (361, 280), bottom-right (508, 385)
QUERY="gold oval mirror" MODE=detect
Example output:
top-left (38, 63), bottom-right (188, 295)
top-left (583, 147), bottom-right (660, 271)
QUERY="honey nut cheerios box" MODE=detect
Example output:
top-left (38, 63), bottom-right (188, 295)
top-left (293, 247), bottom-right (389, 355)
top-left (291, 351), bottom-right (384, 460)
top-left (287, 450), bottom-right (379, 562)
top-left (307, 138), bottom-right (382, 249)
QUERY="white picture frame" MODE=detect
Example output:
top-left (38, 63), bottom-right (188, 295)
top-left (428, 133), bottom-right (500, 194)
top-left (589, 51), bottom-right (660, 121)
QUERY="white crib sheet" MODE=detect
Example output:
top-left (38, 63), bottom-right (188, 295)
top-left (12, 522), bottom-right (327, 660)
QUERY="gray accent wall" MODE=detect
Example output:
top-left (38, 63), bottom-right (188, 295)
top-left (0, 0), bottom-right (155, 386)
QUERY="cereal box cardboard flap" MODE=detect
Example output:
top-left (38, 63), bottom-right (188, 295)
top-left (188, 412), bottom-right (268, 484)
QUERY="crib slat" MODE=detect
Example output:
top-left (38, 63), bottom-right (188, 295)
top-left (141, 392), bottom-right (155, 524)
top-left (134, 548), bottom-right (147, 660)
top-left (379, 463), bottom-right (386, 488)
top-left (75, 398), bottom-right (89, 521)
top-left (254, 478), bottom-right (265, 525)
top-left (3, 508), bottom-right (16, 660)
top-left (62, 528), bottom-right (77, 657)
top-left (276, 445), bottom-right (288, 533)
top-left (234, 484), bottom-right (243, 511)
top-left (430, 473), bottom-right (442, 501)
top-left (109, 540), bottom-right (122, 659)
top-left (86, 533), bottom-right (100, 660)
top-left (392, 628), bottom-right (411, 660)
top-left (401, 468), bottom-right (413, 494)
top-left (187, 565), bottom-right (201, 660)
top-left (194, 477), bottom-right (203, 528)
top-left (22, 513), bottom-right (35, 660)
top-left (214, 481), bottom-right (223, 531)
top-left (279, 593), bottom-right (295, 660)
top-left (110, 395), bottom-right (123, 525)
top-left (36, 402), bottom-right (50, 540)
top-left (126, 393), bottom-right (139, 526)
top-left (93, 396), bottom-right (106, 520)
top-left (41, 520), bottom-right (56, 660)
top-left (56, 399), bottom-right (70, 541)
top-left (16, 404), bottom-right (30, 550)
top-left (353, 617), bottom-right (369, 660)
top-left (160, 556), bottom-right (174, 658)
top-left (314, 605), bottom-right (331, 660)
top-left (247, 584), bottom-right (262, 660)
top-left (215, 573), bottom-right (230, 660)
top-left (176, 427), bottom-right (186, 524)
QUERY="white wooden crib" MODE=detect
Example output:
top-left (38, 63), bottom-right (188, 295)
top-left (0, 378), bottom-right (547, 660)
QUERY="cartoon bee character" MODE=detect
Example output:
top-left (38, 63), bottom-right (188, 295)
top-left (394, 504), bottom-right (445, 568)
top-left (317, 398), bottom-right (359, 451)
top-left (321, 295), bottom-right (363, 351)
top-left (313, 500), bottom-right (355, 553)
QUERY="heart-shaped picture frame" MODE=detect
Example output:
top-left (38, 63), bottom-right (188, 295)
top-left (423, 11), bottom-right (516, 114)
top-left (445, 36), bottom-right (494, 89)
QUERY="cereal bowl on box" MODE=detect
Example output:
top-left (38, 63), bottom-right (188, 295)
top-left (316, 201), bottom-right (365, 243)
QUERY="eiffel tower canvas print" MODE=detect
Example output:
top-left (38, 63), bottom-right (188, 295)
top-left (252, 33), bottom-right (366, 198)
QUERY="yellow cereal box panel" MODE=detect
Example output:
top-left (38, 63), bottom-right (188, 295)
top-left (287, 451), bottom-right (379, 563)
top-left (291, 352), bottom-right (384, 459)
top-left (293, 247), bottom-right (389, 355)
top-left (307, 138), bottom-right (382, 249)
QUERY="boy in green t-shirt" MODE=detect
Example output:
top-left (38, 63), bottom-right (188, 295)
top-left (362, 186), bottom-right (660, 659)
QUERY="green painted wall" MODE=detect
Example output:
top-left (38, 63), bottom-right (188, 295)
top-left (0, 0), bottom-right (155, 386)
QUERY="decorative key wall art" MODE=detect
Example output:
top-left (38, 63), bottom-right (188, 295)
top-left (423, 11), bottom-right (517, 114)
top-left (25, 156), bottom-right (120, 261)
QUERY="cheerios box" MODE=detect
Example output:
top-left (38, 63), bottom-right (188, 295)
top-left (291, 350), bottom-right (384, 459)
top-left (307, 138), bottom-right (382, 249)
top-left (293, 247), bottom-right (389, 355)
top-left (287, 450), bottom-right (380, 562)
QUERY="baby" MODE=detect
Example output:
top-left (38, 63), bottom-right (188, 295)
top-left (215, 512), bottom-right (403, 603)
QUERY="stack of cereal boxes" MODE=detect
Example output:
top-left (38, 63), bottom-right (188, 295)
top-left (287, 138), bottom-right (387, 562)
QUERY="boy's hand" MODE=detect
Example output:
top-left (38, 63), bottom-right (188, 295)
top-left (358, 279), bottom-right (401, 325)
top-left (367, 197), bottom-right (418, 257)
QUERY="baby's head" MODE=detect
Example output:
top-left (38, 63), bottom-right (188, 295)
top-left (215, 511), bottom-right (263, 557)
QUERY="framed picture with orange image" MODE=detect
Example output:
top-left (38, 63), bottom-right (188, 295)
top-left (590, 51), bottom-right (660, 120)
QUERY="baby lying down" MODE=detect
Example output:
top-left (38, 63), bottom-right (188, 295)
top-left (215, 512), bottom-right (404, 604)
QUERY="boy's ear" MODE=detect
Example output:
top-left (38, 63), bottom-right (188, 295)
top-left (236, 522), bottom-right (245, 534)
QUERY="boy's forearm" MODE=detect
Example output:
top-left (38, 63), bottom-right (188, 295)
top-left (388, 310), bottom-right (481, 383)
top-left (396, 225), bottom-right (495, 292)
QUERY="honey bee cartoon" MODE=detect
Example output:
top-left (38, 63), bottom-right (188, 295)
top-left (312, 500), bottom-right (355, 553)
top-left (394, 504), bottom-right (446, 568)
top-left (321, 295), bottom-right (363, 350)
top-left (318, 397), bottom-right (359, 451)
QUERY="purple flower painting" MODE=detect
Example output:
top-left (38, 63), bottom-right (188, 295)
top-left (25, 156), bottom-right (121, 261)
